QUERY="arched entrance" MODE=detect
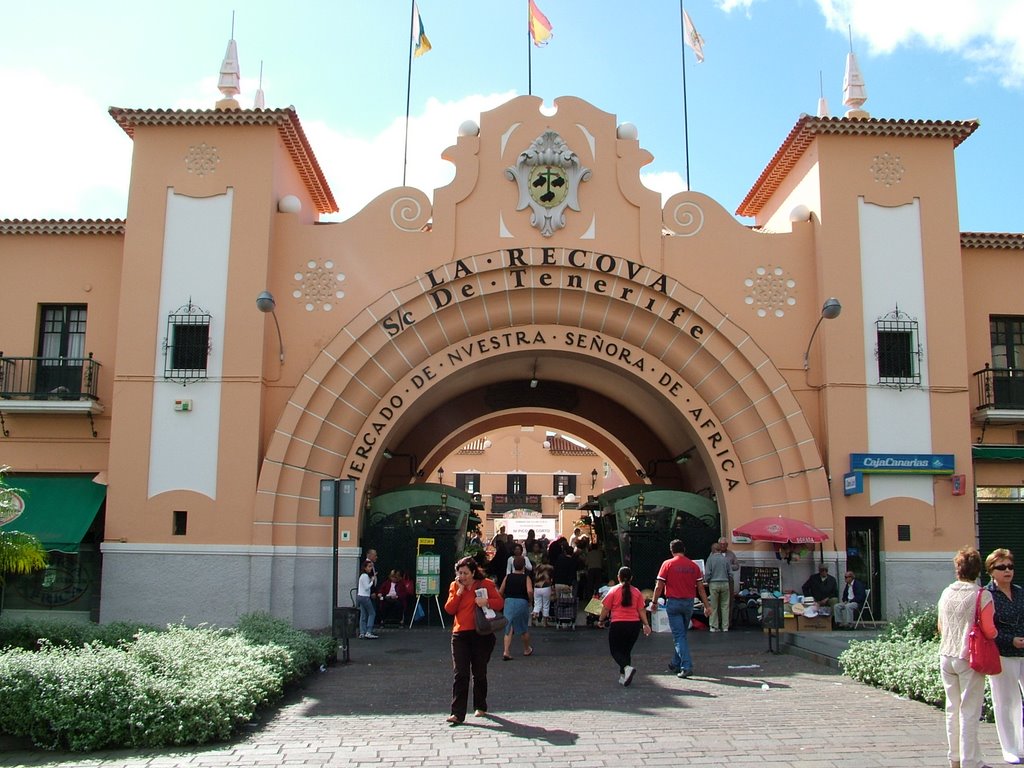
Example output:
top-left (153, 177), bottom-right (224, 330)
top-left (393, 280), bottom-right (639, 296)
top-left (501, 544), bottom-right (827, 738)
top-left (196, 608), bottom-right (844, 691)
top-left (254, 252), bottom-right (831, 553)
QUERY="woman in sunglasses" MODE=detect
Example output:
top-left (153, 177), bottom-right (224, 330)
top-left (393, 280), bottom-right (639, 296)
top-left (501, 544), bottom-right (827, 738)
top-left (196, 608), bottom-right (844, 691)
top-left (986, 548), bottom-right (1024, 764)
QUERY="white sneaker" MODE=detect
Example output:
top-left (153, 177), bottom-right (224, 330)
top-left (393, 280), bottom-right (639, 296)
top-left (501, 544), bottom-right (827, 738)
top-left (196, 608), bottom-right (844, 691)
top-left (617, 673), bottom-right (625, 685)
top-left (357, 633), bottom-right (365, 639)
top-left (710, 627), bottom-right (719, 632)
top-left (623, 666), bottom-right (636, 686)
top-left (364, 633), bottom-right (379, 639)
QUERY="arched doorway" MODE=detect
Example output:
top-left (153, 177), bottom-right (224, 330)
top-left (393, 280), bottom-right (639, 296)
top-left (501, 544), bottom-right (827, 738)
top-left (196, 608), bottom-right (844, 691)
top-left (255, 254), bottom-right (831, 557)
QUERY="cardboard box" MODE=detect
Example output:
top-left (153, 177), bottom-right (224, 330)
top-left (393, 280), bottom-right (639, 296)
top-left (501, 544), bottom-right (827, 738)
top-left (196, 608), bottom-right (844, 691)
top-left (768, 615), bottom-right (833, 633)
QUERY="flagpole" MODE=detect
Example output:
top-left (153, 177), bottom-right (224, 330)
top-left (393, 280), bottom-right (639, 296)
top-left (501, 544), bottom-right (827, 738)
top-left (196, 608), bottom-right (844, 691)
top-left (403, 0), bottom-right (415, 187)
top-left (527, 2), bottom-right (533, 96)
top-left (679, 1), bottom-right (691, 190)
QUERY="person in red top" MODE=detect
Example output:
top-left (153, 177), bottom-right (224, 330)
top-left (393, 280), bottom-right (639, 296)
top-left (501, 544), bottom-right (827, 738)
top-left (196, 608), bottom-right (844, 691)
top-left (651, 539), bottom-right (710, 679)
top-left (597, 566), bottom-right (652, 686)
top-left (443, 555), bottom-right (504, 725)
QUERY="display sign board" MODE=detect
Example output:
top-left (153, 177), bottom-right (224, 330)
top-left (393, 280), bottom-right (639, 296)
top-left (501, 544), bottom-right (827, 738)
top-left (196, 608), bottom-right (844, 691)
top-left (739, 566), bottom-right (781, 593)
top-left (843, 471), bottom-right (864, 496)
top-left (415, 552), bottom-right (441, 596)
top-left (849, 453), bottom-right (955, 475)
top-left (504, 517), bottom-right (557, 541)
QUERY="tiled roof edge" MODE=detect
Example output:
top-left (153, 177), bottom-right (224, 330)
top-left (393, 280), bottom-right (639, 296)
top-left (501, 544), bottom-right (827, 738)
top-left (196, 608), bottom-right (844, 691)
top-left (0, 219), bottom-right (126, 236)
top-left (108, 107), bottom-right (338, 215)
top-left (961, 232), bottom-right (1024, 250)
top-left (736, 116), bottom-right (980, 218)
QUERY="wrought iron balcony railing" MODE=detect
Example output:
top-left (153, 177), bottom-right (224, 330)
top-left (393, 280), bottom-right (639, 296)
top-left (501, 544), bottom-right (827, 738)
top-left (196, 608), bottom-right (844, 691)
top-left (0, 353), bottom-right (101, 400)
top-left (974, 365), bottom-right (1024, 412)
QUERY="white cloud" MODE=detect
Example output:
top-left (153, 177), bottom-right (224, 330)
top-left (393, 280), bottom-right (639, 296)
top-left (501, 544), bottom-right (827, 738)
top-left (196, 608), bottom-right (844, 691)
top-left (308, 92), bottom-right (517, 222)
top-left (640, 170), bottom-right (688, 200)
top-left (0, 70), bottom-right (132, 220)
top-left (815, 0), bottom-right (1024, 88)
top-left (716, 1), bottom-right (1024, 88)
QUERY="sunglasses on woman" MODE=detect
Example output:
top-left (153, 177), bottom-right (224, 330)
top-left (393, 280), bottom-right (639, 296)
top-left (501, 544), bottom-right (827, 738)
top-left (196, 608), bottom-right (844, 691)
top-left (992, 564), bottom-right (1014, 571)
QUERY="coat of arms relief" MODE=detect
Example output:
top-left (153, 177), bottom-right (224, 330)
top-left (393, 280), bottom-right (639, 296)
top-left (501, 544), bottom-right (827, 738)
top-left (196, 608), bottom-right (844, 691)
top-left (505, 131), bottom-right (591, 237)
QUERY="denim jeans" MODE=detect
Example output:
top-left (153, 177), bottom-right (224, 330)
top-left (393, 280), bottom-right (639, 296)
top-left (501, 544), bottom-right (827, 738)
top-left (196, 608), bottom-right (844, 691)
top-left (357, 595), bottom-right (376, 635)
top-left (665, 597), bottom-right (695, 672)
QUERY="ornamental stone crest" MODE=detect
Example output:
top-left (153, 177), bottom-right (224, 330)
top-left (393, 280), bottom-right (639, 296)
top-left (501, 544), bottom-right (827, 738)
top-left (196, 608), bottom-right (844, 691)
top-left (505, 130), bottom-right (591, 237)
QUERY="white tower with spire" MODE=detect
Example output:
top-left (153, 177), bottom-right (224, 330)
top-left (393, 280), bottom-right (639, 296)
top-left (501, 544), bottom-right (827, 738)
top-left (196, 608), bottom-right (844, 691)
top-left (216, 14), bottom-right (241, 110)
top-left (842, 28), bottom-right (869, 118)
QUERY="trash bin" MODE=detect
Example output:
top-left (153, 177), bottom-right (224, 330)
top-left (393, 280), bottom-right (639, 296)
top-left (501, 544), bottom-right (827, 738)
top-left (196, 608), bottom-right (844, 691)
top-left (333, 607), bottom-right (359, 663)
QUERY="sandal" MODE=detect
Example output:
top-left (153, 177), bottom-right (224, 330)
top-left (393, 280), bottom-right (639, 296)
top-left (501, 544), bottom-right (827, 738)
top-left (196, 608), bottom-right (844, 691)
top-left (502, 654), bottom-right (513, 661)
top-left (523, 648), bottom-right (534, 657)
top-left (445, 715), bottom-right (463, 725)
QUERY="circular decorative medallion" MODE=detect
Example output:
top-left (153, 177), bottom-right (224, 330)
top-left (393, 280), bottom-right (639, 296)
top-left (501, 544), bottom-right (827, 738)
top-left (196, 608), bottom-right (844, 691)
top-left (527, 165), bottom-right (569, 209)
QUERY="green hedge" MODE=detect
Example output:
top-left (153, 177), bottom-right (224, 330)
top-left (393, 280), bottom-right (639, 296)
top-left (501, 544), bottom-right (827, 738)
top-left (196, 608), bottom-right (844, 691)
top-left (839, 603), bottom-right (993, 720)
top-left (0, 613), bottom-right (335, 751)
top-left (0, 618), bottom-right (159, 650)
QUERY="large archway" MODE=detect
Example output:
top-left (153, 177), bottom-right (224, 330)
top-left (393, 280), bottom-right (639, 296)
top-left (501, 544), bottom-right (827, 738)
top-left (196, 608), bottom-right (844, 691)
top-left (254, 249), bottom-right (831, 548)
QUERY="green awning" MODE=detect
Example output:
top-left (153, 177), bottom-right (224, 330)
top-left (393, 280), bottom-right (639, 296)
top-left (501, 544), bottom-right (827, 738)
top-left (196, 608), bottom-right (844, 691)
top-left (1, 475), bottom-right (106, 553)
top-left (973, 446), bottom-right (1024, 461)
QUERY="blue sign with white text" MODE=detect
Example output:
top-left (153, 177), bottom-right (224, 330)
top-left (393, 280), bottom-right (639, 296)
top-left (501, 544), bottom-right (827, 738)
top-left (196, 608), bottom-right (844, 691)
top-left (849, 453), bottom-right (955, 475)
top-left (843, 472), bottom-right (864, 495)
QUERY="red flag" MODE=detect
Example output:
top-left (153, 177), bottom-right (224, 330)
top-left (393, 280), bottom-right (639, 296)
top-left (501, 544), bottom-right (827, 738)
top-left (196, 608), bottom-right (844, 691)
top-left (529, 0), bottom-right (553, 47)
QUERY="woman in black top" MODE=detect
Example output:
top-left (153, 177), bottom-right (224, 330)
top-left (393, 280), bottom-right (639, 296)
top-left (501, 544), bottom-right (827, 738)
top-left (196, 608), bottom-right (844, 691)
top-left (986, 548), bottom-right (1024, 764)
top-left (498, 556), bottom-right (534, 659)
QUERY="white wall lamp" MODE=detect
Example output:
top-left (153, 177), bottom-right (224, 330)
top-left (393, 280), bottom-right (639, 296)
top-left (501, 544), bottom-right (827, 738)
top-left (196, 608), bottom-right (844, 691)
top-left (256, 290), bottom-right (285, 362)
top-left (803, 297), bottom-right (842, 370)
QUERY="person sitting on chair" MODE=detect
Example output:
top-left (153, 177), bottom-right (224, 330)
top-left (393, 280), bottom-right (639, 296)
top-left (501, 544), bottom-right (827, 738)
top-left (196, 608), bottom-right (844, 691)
top-left (801, 565), bottom-right (839, 608)
top-left (379, 569), bottom-right (409, 626)
top-left (834, 571), bottom-right (867, 627)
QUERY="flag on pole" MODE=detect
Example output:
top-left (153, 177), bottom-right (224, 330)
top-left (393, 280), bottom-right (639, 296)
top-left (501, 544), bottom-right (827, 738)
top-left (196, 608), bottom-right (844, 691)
top-left (529, 0), bottom-right (553, 47)
top-left (412, 2), bottom-right (432, 57)
top-left (683, 9), bottom-right (705, 63)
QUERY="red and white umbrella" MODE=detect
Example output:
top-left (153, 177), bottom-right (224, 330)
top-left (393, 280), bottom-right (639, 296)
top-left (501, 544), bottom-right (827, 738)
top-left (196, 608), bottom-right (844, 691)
top-left (732, 516), bottom-right (829, 545)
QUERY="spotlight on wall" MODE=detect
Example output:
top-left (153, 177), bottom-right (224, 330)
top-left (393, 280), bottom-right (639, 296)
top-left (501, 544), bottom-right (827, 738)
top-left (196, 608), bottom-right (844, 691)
top-left (530, 378), bottom-right (539, 388)
top-left (529, 360), bottom-right (538, 388)
top-left (256, 290), bottom-right (285, 362)
top-left (803, 297), bottom-right (842, 370)
top-left (382, 448), bottom-right (418, 478)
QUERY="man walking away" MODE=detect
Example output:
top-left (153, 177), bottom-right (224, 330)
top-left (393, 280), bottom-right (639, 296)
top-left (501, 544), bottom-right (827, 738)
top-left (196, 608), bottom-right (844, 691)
top-left (651, 539), bottom-right (710, 678)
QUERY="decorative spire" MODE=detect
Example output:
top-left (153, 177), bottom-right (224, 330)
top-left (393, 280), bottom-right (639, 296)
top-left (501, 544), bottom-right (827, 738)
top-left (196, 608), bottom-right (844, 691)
top-left (216, 13), bottom-right (240, 109)
top-left (817, 71), bottom-right (830, 117)
top-left (254, 60), bottom-right (265, 109)
top-left (842, 26), bottom-right (869, 118)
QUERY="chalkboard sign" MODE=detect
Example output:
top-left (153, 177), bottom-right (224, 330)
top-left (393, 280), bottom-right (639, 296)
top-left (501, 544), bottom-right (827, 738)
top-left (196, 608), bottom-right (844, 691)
top-left (739, 565), bottom-right (781, 593)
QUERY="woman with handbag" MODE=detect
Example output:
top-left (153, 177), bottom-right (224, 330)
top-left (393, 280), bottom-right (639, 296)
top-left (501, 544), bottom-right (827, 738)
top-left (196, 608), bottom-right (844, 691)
top-left (443, 555), bottom-right (504, 725)
top-left (938, 546), bottom-right (998, 768)
top-left (985, 548), bottom-right (1024, 764)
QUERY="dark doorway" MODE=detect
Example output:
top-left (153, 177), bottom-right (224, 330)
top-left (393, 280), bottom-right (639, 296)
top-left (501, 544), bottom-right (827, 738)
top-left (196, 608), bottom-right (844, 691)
top-left (978, 503), bottom-right (1024, 586)
top-left (845, 517), bottom-right (882, 618)
top-left (36, 304), bottom-right (87, 395)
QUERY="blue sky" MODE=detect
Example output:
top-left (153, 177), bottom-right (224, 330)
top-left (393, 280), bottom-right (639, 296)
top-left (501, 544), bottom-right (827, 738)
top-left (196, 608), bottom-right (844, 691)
top-left (1, 0), bottom-right (1021, 232)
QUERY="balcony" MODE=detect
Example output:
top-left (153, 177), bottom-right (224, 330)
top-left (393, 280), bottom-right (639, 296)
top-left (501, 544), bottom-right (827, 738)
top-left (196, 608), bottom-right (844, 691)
top-left (974, 365), bottom-right (1024, 424)
top-left (0, 353), bottom-right (104, 416)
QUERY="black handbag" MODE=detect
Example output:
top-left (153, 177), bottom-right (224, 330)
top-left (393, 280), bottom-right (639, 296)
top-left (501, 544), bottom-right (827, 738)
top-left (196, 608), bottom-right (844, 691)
top-left (474, 605), bottom-right (507, 635)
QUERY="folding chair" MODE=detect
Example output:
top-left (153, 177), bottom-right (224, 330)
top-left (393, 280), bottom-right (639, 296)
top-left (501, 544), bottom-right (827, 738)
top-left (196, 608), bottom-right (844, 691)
top-left (852, 588), bottom-right (876, 629)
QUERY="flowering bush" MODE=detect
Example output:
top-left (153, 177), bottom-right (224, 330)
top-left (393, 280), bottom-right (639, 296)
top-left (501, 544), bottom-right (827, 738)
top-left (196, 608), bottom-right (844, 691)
top-left (0, 614), bottom-right (335, 751)
top-left (839, 603), bottom-right (993, 721)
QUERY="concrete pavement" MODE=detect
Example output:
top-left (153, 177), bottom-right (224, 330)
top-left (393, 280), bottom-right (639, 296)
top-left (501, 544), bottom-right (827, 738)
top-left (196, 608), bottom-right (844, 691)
top-left (0, 622), bottom-right (1003, 768)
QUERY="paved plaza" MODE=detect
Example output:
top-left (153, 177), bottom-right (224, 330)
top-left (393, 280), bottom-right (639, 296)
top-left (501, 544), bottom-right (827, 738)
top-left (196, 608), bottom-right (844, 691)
top-left (0, 621), bottom-right (1004, 768)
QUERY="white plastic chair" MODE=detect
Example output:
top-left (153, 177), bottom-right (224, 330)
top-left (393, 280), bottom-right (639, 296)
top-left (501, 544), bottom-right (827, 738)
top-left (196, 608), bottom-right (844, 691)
top-left (852, 588), bottom-right (876, 629)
